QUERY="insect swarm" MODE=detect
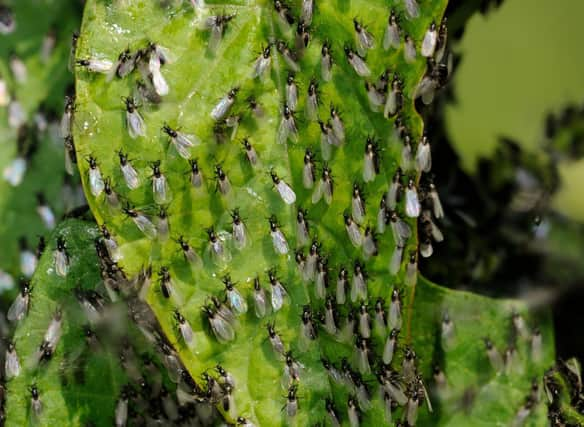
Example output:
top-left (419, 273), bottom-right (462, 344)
top-left (0, 1), bottom-right (565, 427)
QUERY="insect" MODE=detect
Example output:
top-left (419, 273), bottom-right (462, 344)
top-left (344, 46), bottom-right (370, 77)
top-left (303, 149), bottom-right (316, 189)
top-left (252, 45), bottom-right (272, 80)
top-left (270, 170), bottom-right (296, 204)
top-left (319, 120), bottom-right (338, 160)
top-left (347, 397), bottom-right (360, 427)
top-left (0, 4), bottom-right (15, 34)
top-left (296, 21), bottom-right (310, 51)
top-left (388, 288), bottom-right (402, 330)
top-left (404, 0), bottom-right (420, 19)
top-left (223, 275), bottom-right (248, 315)
top-left (330, 106), bottom-right (345, 143)
top-left (122, 205), bottom-right (157, 239)
top-left (383, 328), bottom-right (399, 364)
top-left (202, 14), bottom-right (235, 53)
top-left (87, 156), bottom-right (105, 197)
top-left (163, 123), bottom-right (199, 159)
top-left (76, 57), bottom-right (114, 74)
top-left (206, 227), bottom-right (231, 264)
top-left (253, 277), bottom-right (269, 318)
top-left (7, 280), bottom-right (30, 322)
top-left (276, 40), bottom-right (300, 72)
top-left (336, 267), bottom-right (348, 305)
top-left (269, 269), bottom-right (288, 311)
top-left (177, 235), bottom-right (200, 265)
top-left (354, 19), bottom-right (375, 55)
top-left (123, 96), bottom-right (146, 138)
top-left (269, 216), bottom-right (289, 255)
top-left (306, 79), bottom-right (319, 121)
top-left (285, 384), bottom-right (298, 418)
top-left (429, 182), bottom-right (444, 218)
top-left (358, 302), bottom-right (371, 338)
top-left (323, 297), bottom-right (338, 335)
top-left (44, 309), bottom-right (63, 350)
top-left (214, 164), bottom-right (231, 195)
top-left (63, 136), bottom-right (77, 176)
top-left (150, 161), bottom-right (172, 205)
top-left (242, 138), bottom-right (259, 167)
top-left (384, 77), bottom-right (403, 118)
top-left (117, 150), bottom-right (140, 190)
top-left (312, 166), bottom-right (334, 205)
top-left (53, 237), bottom-right (69, 277)
top-left (405, 252), bottom-right (418, 286)
top-left (363, 137), bottom-right (380, 182)
top-left (277, 104), bottom-right (298, 144)
top-left (365, 81), bottom-right (385, 111)
top-left (415, 136), bottom-right (432, 173)
top-left (19, 238), bottom-right (37, 278)
top-left (484, 338), bottom-right (504, 372)
top-left (5, 342), bottom-right (20, 379)
top-left (284, 352), bottom-right (304, 385)
top-left (405, 179), bottom-right (420, 218)
top-left (344, 213), bottom-right (363, 247)
top-left (29, 384), bottom-right (42, 419)
top-left (296, 209), bottom-right (310, 246)
top-left (389, 244), bottom-right (404, 275)
top-left (421, 23), bottom-right (438, 57)
top-left (115, 388), bottom-right (129, 427)
top-left (351, 262), bottom-right (368, 302)
top-left (174, 310), bottom-right (195, 350)
top-left (110, 48), bottom-right (135, 81)
top-left (156, 207), bottom-right (170, 242)
top-left (321, 42), bottom-right (333, 81)
top-left (300, 305), bottom-right (317, 347)
top-left (404, 35), bottom-right (417, 63)
top-left (103, 178), bottom-right (121, 211)
top-left (383, 10), bottom-right (401, 50)
top-left (355, 337), bottom-right (372, 374)
top-left (60, 95), bottom-right (75, 138)
top-left (377, 196), bottom-right (387, 234)
top-left (9, 53), bottom-right (27, 83)
top-left (267, 322), bottom-right (285, 356)
top-left (189, 159), bottom-right (204, 188)
top-left (388, 210), bottom-right (411, 246)
top-left (211, 87), bottom-right (238, 122)
top-left (204, 304), bottom-right (235, 342)
top-left (230, 209), bottom-right (249, 250)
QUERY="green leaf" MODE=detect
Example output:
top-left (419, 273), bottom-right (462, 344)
top-left (0, 0), bottom-right (82, 280)
top-left (4, 219), bottom-right (125, 427)
top-left (72, 0), bottom-right (555, 425)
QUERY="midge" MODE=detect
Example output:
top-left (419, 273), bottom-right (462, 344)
top-left (415, 136), bottom-right (432, 173)
top-left (223, 275), bottom-right (248, 315)
top-left (241, 138), bottom-right (259, 167)
top-left (267, 322), bottom-right (285, 356)
top-left (312, 165), bottom-right (334, 205)
top-left (60, 95), bottom-right (75, 138)
top-left (5, 342), bottom-right (20, 379)
top-left (214, 164), bottom-right (231, 195)
top-left (303, 149), bottom-right (316, 189)
top-left (363, 137), bottom-right (380, 182)
top-left (203, 304), bottom-right (235, 343)
top-left (252, 45), bottom-right (272, 80)
top-left (188, 159), bottom-right (204, 188)
top-left (177, 235), bottom-right (201, 265)
top-left (123, 96), bottom-right (146, 139)
top-left (202, 13), bottom-right (236, 53)
top-left (383, 10), bottom-right (401, 50)
top-left (162, 123), bottom-right (199, 160)
top-left (344, 46), bottom-right (370, 77)
top-left (7, 279), bottom-right (30, 322)
top-left (117, 150), bottom-right (140, 190)
top-left (296, 208), bottom-right (310, 246)
top-left (54, 236), bottom-right (70, 277)
top-left (87, 156), bottom-right (105, 197)
top-left (353, 19), bottom-right (375, 56)
top-left (269, 215), bottom-right (289, 255)
top-left (150, 161), bottom-right (172, 205)
top-left (321, 41), bottom-right (333, 82)
top-left (344, 213), bottom-right (363, 247)
top-left (174, 310), bottom-right (195, 351)
top-left (270, 169), bottom-right (296, 205)
top-left (285, 384), bottom-right (299, 418)
top-left (253, 277), bottom-right (269, 318)
top-left (36, 193), bottom-right (56, 230)
top-left (122, 205), bottom-right (157, 239)
top-left (404, 35), bottom-right (417, 63)
top-left (268, 269), bottom-right (288, 311)
top-left (29, 384), bottom-right (43, 419)
top-left (276, 40), bottom-right (300, 72)
top-left (211, 87), bottom-right (238, 121)
top-left (231, 208), bottom-right (249, 250)
top-left (76, 57), bottom-right (114, 74)
top-left (306, 79), bottom-right (319, 121)
top-left (206, 226), bottom-right (231, 264)
top-left (277, 104), bottom-right (298, 144)
top-left (285, 73), bottom-right (298, 111)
